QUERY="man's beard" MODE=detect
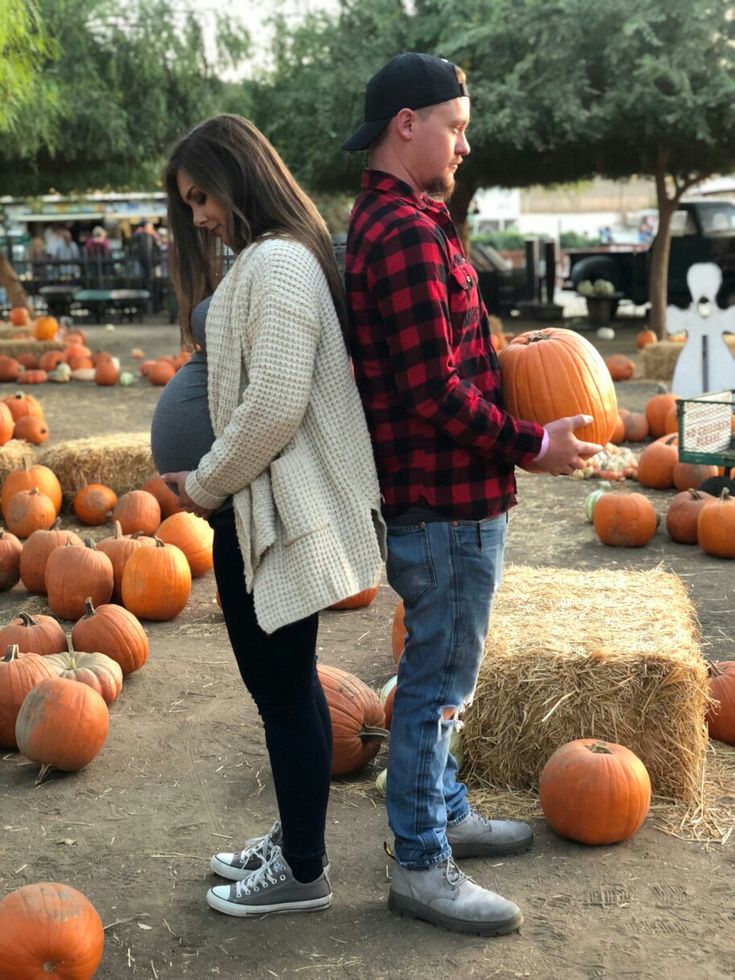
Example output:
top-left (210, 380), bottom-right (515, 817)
top-left (424, 172), bottom-right (455, 201)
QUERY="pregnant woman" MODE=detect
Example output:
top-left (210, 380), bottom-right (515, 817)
top-left (157, 114), bottom-right (385, 919)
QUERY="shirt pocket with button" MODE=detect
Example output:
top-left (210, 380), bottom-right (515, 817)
top-left (448, 262), bottom-right (480, 342)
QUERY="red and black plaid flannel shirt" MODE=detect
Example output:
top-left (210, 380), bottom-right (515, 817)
top-left (345, 170), bottom-right (544, 521)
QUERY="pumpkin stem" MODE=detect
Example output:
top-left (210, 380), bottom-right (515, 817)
top-left (84, 538), bottom-right (98, 550)
top-left (3, 644), bottom-right (20, 662)
top-left (18, 611), bottom-right (38, 627)
top-left (361, 726), bottom-right (390, 741)
top-left (83, 597), bottom-right (97, 619)
top-left (721, 488), bottom-right (731, 501)
top-left (586, 741), bottom-right (613, 754)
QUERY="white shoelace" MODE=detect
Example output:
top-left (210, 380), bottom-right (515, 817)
top-left (236, 821), bottom-right (280, 865)
top-left (234, 847), bottom-right (286, 897)
top-left (443, 857), bottom-right (468, 888)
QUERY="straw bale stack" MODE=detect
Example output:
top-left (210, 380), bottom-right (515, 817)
top-left (0, 440), bottom-right (35, 482)
top-left (641, 341), bottom-right (683, 381)
top-left (39, 432), bottom-right (155, 501)
top-left (462, 565), bottom-right (711, 807)
top-left (0, 337), bottom-right (64, 359)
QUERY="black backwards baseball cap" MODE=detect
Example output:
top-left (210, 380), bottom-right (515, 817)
top-left (342, 52), bottom-right (469, 152)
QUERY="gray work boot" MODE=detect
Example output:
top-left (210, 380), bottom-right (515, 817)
top-left (207, 844), bottom-right (332, 917)
top-left (447, 809), bottom-right (534, 858)
top-left (388, 856), bottom-right (523, 936)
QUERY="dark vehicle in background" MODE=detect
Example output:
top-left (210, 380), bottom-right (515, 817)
top-left (566, 199), bottom-right (735, 309)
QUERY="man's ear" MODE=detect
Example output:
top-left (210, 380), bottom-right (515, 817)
top-left (394, 108), bottom-right (416, 142)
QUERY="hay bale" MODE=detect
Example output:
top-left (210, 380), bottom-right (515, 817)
top-left (461, 565), bottom-right (711, 807)
top-left (0, 338), bottom-right (64, 359)
top-left (0, 439), bottom-right (35, 483)
top-left (641, 341), bottom-right (683, 381)
top-left (39, 432), bottom-right (155, 501)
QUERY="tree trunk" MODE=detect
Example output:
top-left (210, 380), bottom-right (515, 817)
top-left (0, 255), bottom-right (32, 312)
top-left (648, 162), bottom-right (680, 339)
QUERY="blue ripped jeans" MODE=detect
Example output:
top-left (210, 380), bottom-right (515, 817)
top-left (385, 514), bottom-right (509, 870)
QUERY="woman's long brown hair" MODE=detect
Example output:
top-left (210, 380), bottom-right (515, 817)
top-left (164, 114), bottom-right (346, 348)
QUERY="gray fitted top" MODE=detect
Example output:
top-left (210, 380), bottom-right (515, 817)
top-left (150, 297), bottom-right (215, 475)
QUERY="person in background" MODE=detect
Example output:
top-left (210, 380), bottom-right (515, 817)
top-left (48, 226), bottom-right (80, 278)
top-left (84, 226), bottom-right (112, 259)
top-left (157, 113), bottom-right (385, 920)
top-left (26, 234), bottom-right (48, 279)
top-left (343, 51), bottom-right (601, 937)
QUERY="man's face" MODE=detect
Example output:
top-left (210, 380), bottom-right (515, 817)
top-left (410, 97), bottom-right (470, 199)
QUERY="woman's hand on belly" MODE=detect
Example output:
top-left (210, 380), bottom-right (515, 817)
top-left (160, 470), bottom-right (213, 518)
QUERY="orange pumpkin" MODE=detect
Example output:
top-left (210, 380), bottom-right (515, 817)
top-left (329, 586), bottom-right (379, 610)
top-left (140, 474), bottom-right (184, 518)
top-left (697, 488), bottom-right (735, 559)
top-left (32, 315), bottom-right (59, 340)
top-left (0, 528), bottom-right (22, 591)
top-left (2, 391), bottom-right (44, 422)
top-left (0, 611), bottom-right (67, 655)
top-left (15, 676), bottom-right (109, 783)
top-left (71, 597), bottom-right (149, 675)
top-left (636, 436), bottom-right (678, 490)
top-left (111, 489), bottom-right (161, 535)
top-left (94, 360), bottom-right (119, 386)
top-left (0, 356), bottom-right (22, 383)
top-left (636, 329), bottom-right (657, 349)
top-left (121, 537), bottom-right (192, 620)
top-left (96, 522), bottom-right (156, 603)
top-left (604, 354), bottom-right (635, 381)
top-left (8, 306), bottom-right (30, 327)
top-left (0, 645), bottom-right (55, 749)
top-left (672, 462), bottom-right (720, 492)
top-left (148, 359), bottom-right (176, 386)
top-left (45, 539), bottom-right (114, 620)
top-left (316, 663), bottom-right (388, 775)
top-left (498, 328), bottom-right (618, 446)
top-left (593, 491), bottom-right (658, 547)
top-left (15, 353), bottom-right (38, 371)
top-left (645, 392), bottom-right (678, 439)
top-left (391, 600), bottom-right (406, 664)
top-left (706, 661), bottom-right (735, 744)
top-left (5, 487), bottom-right (57, 538)
top-left (0, 402), bottom-right (14, 446)
top-left (72, 484), bottom-right (118, 525)
top-left (65, 328), bottom-right (87, 345)
top-left (12, 415), bottom-right (49, 443)
top-left (539, 738), bottom-right (651, 844)
top-left (19, 523), bottom-right (84, 594)
top-left (666, 489), bottom-right (715, 545)
top-left (622, 411), bottom-right (649, 442)
top-left (157, 511), bottom-right (214, 577)
top-left (17, 368), bottom-right (48, 385)
top-left (44, 639), bottom-right (123, 705)
top-left (0, 882), bottom-right (104, 980)
top-left (609, 413), bottom-right (626, 445)
top-left (1, 462), bottom-right (62, 518)
top-left (38, 350), bottom-right (66, 373)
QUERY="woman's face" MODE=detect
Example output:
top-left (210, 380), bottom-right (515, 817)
top-left (176, 169), bottom-right (231, 246)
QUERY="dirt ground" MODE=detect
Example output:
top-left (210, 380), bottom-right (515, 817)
top-left (1, 312), bottom-right (734, 980)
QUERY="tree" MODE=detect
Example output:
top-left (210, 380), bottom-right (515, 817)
top-left (255, 0), bottom-right (735, 333)
top-left (0, 0), bottom-right (251, 195)
top-left (0, 0), bottom-right (57, 135)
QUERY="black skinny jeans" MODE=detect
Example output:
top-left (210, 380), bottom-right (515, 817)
top-left (210, 508), bottom-right (332, 879)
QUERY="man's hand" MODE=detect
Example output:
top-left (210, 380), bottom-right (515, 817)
top-left (160, 470), bottom-right (212, 518)
top-left (522, 415), bottom-right (603, 477)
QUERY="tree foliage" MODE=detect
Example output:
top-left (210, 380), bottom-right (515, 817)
top-left (0, 0), bottom-right (251, 194)
top-left (0, 0), bottom-right (58, 136)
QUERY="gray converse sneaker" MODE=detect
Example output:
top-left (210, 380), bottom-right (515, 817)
top-left (447, 809), bottom-right (534, 858)
top-left (389, 856), bottom-right (522, 936)
top-left (207, 845), bottom-right (332, 917)
top-left (210, 821), bottom-right (283, 880)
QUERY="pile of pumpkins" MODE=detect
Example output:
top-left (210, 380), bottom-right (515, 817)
top-left (0, 391), bottom-right (49, 446)
top-left (0, 466), bottom-right (214, 622)
top-left (586, 392), bottom-right (733, 556)
top-left (0, 319), bottom-right (131, 386)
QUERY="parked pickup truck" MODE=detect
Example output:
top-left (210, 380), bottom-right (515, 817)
top-left (565, 198), bottom-right (735, 309)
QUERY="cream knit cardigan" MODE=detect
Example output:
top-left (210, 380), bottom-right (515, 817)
top-left (184, 237), bottom-right (386, 634)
